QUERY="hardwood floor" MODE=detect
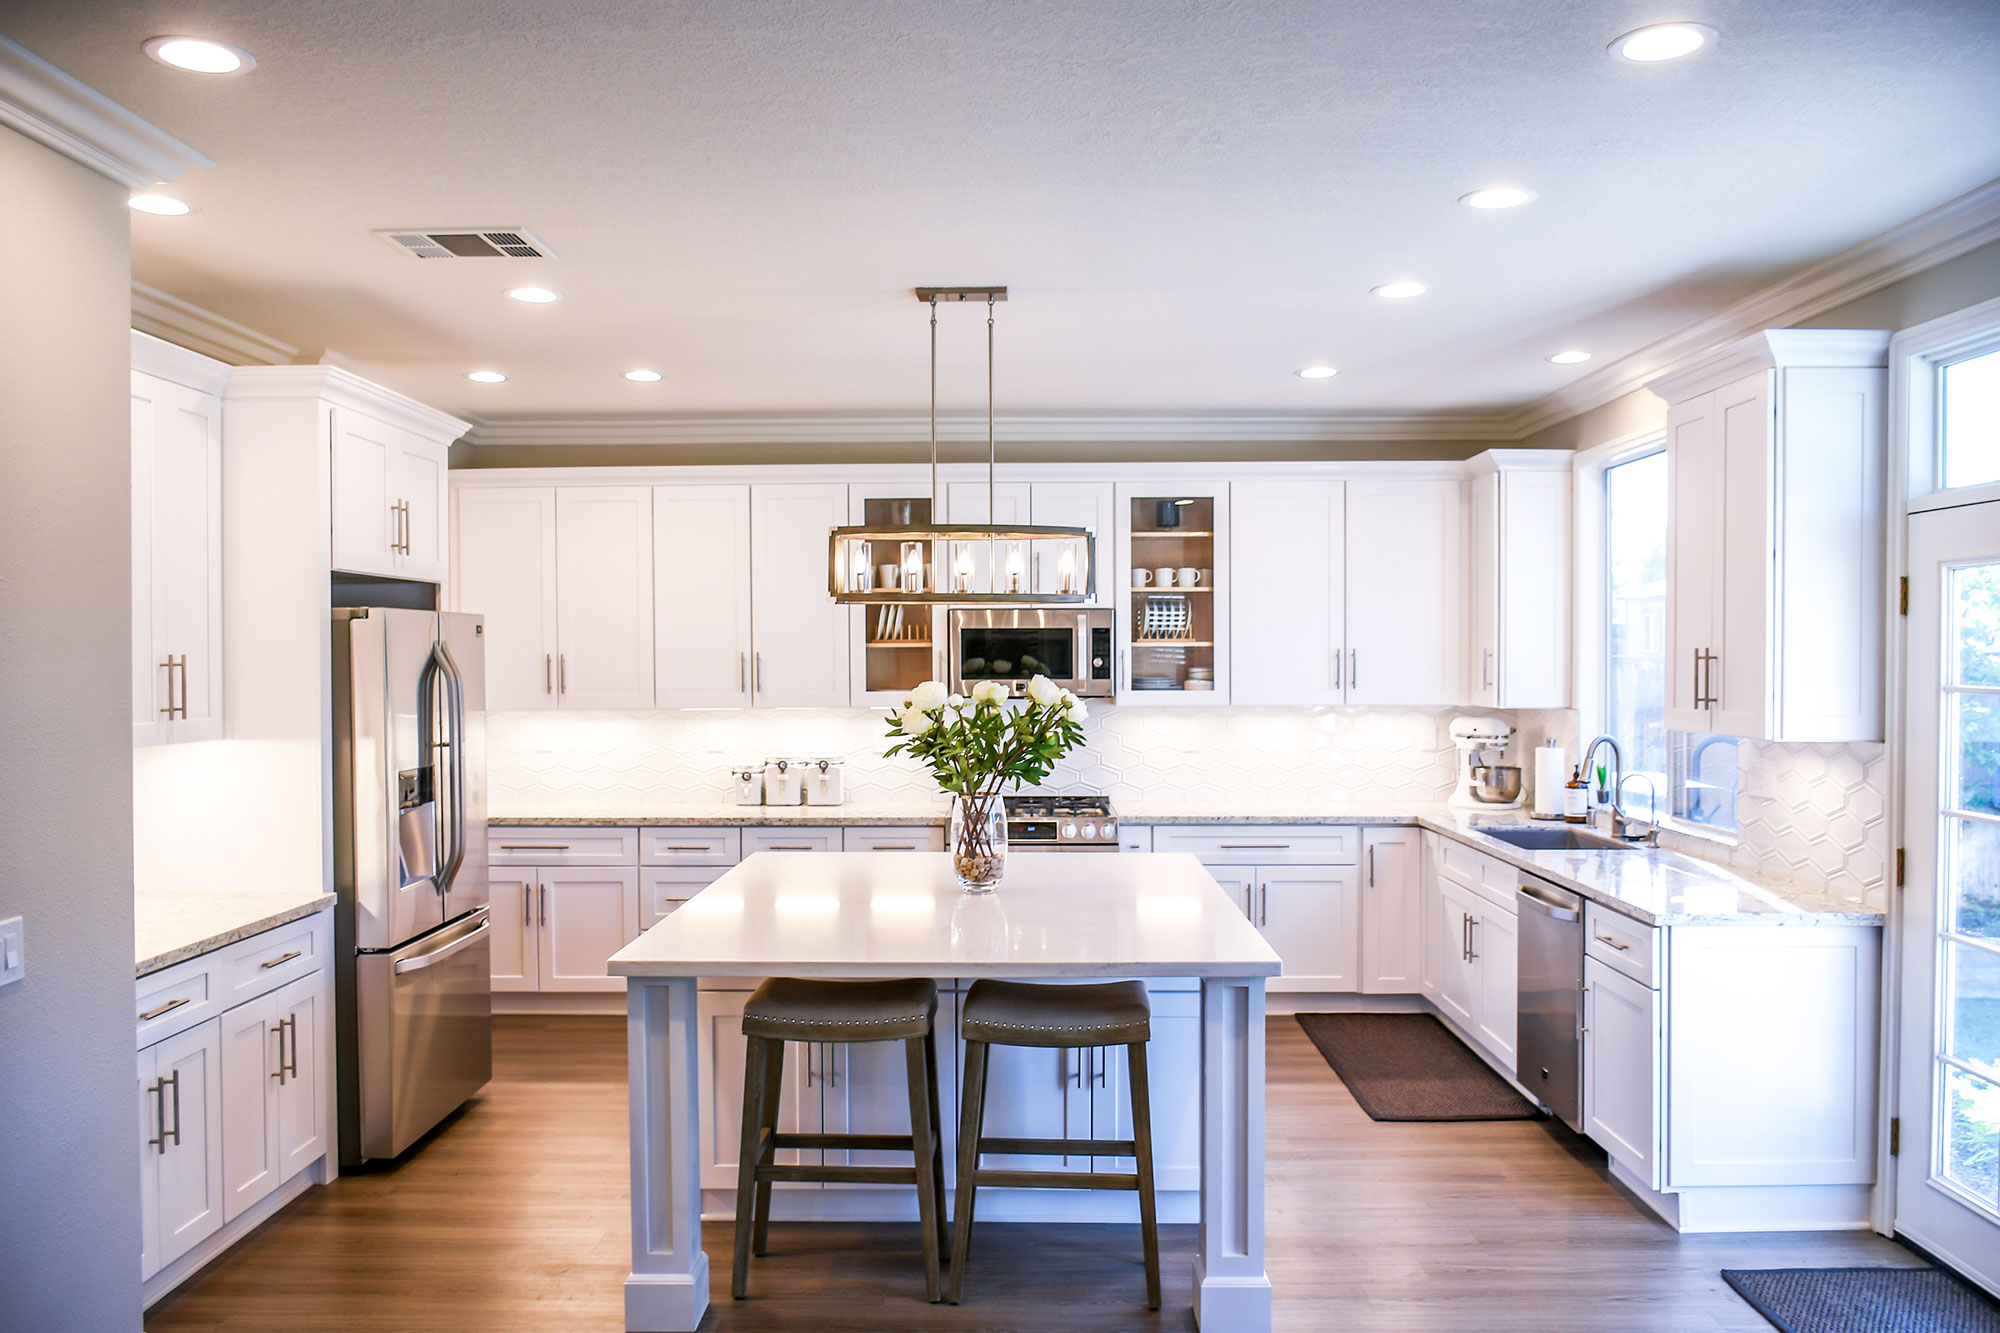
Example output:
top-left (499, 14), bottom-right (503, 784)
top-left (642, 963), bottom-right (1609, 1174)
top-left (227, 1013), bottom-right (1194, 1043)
top-left (145, 1014), bottom-right (1916, 1331)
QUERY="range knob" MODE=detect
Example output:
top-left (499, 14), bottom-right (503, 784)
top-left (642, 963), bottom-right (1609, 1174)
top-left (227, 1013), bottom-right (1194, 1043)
top-left (1081, 822), bottom-right (1098, 840)
top-left (1103, 819), bottom-right (1117, 838)
top-left (1060, 822), bottom-right (1079, 840)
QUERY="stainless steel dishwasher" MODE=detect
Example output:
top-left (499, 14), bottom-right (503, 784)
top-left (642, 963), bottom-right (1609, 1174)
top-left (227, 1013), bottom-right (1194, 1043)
top-left (1516, 874), bottom-right (1584, 1130)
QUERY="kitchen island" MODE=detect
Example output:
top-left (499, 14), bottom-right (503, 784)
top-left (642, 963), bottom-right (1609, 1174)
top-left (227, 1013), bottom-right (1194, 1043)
top-left (609, 850), bottom-right (1282, 1332)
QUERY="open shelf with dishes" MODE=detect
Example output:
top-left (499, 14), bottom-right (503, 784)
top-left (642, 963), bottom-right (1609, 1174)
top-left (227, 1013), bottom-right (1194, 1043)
top-left (1115, 486), bottom-right (1228, 704)
top-left (848, 490), bottom-right (943, 703)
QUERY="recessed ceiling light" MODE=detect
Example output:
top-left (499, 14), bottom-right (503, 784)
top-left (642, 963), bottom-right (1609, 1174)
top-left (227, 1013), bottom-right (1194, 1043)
top-left (506, 287), bottom-right (561, 304)
top-left (623, 369), bottom-right (663, 383)
top-left (142, 36), bottom-right (255, 75)
top-left (1548, 350), bottom-right (1592, 365)
top-left (1609, 22), bottom-right (1716, 63)
top-left (128, 193), bottom-right (193, 216)
top-left (466, 370), bottom-right (508, 384)
top-left (1460, 186), bottom-right (1537, 211)
top-left (1372, 281), bottom-right (1428, 300)
top-left (1296, 365), bottom-right (1339, 380)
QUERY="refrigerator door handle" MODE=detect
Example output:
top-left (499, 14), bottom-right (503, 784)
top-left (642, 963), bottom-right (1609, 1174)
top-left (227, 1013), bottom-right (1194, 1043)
top-left (424, 637), bottom-right (469, 902)
top-left (393, 919), bottom-right (492, 975)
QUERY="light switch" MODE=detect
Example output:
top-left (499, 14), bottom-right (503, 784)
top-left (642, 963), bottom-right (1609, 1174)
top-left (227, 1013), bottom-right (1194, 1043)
top-left (0, 915), bottom-right (23, 987)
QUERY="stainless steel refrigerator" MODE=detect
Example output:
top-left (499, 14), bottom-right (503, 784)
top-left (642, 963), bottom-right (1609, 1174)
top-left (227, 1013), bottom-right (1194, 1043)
top-left (332, 607), bottom-right (491, 1166)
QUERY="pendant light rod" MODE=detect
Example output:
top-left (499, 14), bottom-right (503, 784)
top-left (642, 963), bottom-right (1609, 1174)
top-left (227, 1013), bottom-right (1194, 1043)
top-left (987, 293), bottom-right (996, 526)
top-left (929, 294), bottom-right (939, 517)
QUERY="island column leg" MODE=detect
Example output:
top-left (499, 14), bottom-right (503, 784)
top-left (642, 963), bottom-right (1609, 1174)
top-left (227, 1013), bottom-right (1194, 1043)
top-left (1196, 974), bottom-right (1271, 1331)
top-left (626, 976), bottom-right (710, 1332)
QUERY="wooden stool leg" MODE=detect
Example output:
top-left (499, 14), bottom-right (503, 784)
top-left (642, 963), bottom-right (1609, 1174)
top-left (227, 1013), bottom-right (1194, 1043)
top-left (751, 1036), bottom-right (785, 1256)
top-left (1128, 1041), bottom-right (1161, 1310)
top-left (903, 1037), bottom-right (944, 1302)
top-left (947, 1039), bottom-right (991, 1304)
top-left (923, 1028), bottom-right (949, 1264)
top-left (732, 1036), bottom-right (771, 1300)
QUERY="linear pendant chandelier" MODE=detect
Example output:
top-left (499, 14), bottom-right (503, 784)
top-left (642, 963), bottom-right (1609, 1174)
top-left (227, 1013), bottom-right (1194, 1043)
top-left (827, 286), bottom-right (1095, 605)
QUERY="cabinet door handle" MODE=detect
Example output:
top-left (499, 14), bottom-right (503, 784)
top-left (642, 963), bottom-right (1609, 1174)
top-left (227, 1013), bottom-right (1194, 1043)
top-left (524, 884), bottom-right (534, 928)
top-left (1467, 916), bottom-right (1479, 961)
top-left (500, 844), bottom-right (571, 851)
top-left (1221, 843), bottom-right (1289, 851)
top-left (139, 996), bottom-right (191, 1022)
top-left (285, 1015), bottom-right (299, 1080)
top-left (1350, 649), bottom-right (1358, 692)
top-left (177, 656), bottom-right (189, 719)
top-left (164, 1070), bottom-right (182, 1149)
top-left (147, 1080), bottom-right (167, 1153)
top-left (1706, 649), bottom-right (1718, 710)
top-left (539, 885), bottom-right (547, 927)
top-left (1368, 845), bottom-right (1376, 887)
top-left (738, 652), bottom-right (746, 693)
top-left (664, 845), bottom-right (711, 852)
top-left (259, 950), bottom-right (302, 970)
top-left (1120, 648), bottom-right (1130, 691)
top-left (754, 652), bottom-right (763, 694)
top-left (1579, 983), bottom-right (1590, 1036)
top-left (1483, 648), bottom-right (1493, 693)
top-left (1257, 883), bottom-right (1267, 927)
top-left (1333, 647), bottom-right (1343, 691)
top-left (1460, 913), bottom-right (1470, 961)
top-left (545, 653), bottom-right (553, 695)
top-left (558, 654), bottom-right (567, 695)
top-left (1593, 933), bottom-right (1632, 952)
top-left (271, 1022), bottom-right (288, 1084)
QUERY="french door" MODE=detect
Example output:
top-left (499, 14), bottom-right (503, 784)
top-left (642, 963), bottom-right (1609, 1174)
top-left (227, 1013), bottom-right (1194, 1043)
top-left (1897, 498), bottom-right (2000, 1293)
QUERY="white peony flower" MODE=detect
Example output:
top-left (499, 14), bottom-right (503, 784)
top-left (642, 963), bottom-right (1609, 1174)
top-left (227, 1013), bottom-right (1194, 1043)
top-left (947, 693), bottom-right (964, 709)
top-left (900, 706), bottom-right (937, 736)
top-left (907, 680), bottom-right (948, 712)
top-left (971, 681), bottom-right (1007, 707)
top-left (1025, 674), bottom-right (1060, 707)
top-left (1064, 693), bottom-right (1089, 723)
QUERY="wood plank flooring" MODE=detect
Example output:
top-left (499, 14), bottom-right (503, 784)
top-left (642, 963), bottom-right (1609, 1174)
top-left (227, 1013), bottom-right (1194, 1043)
top-left (144, 1014), bottom-right (1918, 1331)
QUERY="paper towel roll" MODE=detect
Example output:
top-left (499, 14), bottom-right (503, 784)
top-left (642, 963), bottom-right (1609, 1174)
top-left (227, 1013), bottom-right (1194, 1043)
top-left (1533, 744), bottom-right (1567, 819)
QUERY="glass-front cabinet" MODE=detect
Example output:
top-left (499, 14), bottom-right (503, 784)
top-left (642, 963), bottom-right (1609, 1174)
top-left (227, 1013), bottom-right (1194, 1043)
top-left (1113, 481), bottom-right (1229, 705)
top-left (847, 480), bottom-right (947, 706)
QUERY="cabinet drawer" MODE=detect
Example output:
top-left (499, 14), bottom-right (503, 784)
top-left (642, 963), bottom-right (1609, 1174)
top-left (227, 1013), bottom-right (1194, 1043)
top-left (215, 914), bottom-right (326, 1009)
top-left (742, 827), bottom-right (841, 855)
top-left (1118, 825), bottom-right (1153, 854)
top-left (1585, 904), bottom-right (1659, 987)
top-left (641, 866), bottom-right (732, 929)
top-left (1151, 825), bottom-right (1358, 865)
top-left (136, 957), bottom-right (220, 1049)
top-left (843, 826), bottom-right (945, 852)
top-left (639, 826), bottom-right (742, 866)
top-left (1436, 835), bottom-right (1520, 913)
top-left (489, 827), bottom-right (638, 866)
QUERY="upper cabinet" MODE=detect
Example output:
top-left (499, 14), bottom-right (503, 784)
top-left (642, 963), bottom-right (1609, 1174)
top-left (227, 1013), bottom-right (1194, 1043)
top-left (131, 334), bottom-right (227, 746)
top-left (1465, 453), bottom-right (1571, 710)
top-left (656, 485), bottom-right (753, 708)
top-left (1028, 482), bottom-right (1116, 605)
top-left (1649, 330), bottom-right (1889, 742)
top-left (330, 408), bottom-right (454, 585)
top-left (453, 487), bottom-right (558, 710)
top-left (1232, 475), bottom-right (1462, 706)
top-left (749, 484), bottom-right (852, 707)
top-left (1114, 482), bottom-right (1230, 705)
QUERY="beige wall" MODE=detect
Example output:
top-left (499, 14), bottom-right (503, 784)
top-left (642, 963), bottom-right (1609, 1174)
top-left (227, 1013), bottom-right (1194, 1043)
top-left (0, 127), bottom-right (143, 1328)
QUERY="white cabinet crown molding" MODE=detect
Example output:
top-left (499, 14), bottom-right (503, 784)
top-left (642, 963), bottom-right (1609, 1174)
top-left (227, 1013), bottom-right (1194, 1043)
top-left (0, 35), bottom-right (212, 189)
top-left (1645, 328), bottom-right (1892, 406)
top-left (132, 283), bottom-right (300, 370)
top-left (1463, 447), bottom-right (1574, 477)
top-left (450, 458), bottom-right (1470, 489)
top-left (132, 331), bottom-right (232, 396)
top-left (224, 365), bottom-right (469, 444)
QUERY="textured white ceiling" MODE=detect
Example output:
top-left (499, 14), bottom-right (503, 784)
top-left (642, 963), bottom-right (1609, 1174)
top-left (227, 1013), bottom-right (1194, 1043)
top-left (7, 0), bottom-right (2000, 428)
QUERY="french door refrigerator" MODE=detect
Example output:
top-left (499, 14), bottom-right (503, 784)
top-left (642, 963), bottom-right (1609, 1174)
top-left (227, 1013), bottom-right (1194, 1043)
top-left (333, 608), bottom-right (491, 1166)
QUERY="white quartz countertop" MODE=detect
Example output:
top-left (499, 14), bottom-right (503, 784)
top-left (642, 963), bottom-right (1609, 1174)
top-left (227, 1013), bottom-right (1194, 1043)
top-left (610, 851), bottom-right (1282, 979)
top-left (136, 889), bottom-right (336, 977)
top-left (490, 802), bottom-right (950, 827)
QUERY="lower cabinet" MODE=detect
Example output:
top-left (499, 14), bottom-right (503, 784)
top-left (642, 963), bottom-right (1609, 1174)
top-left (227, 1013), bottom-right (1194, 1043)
top-left (1582, 956), bottom-right (1659, 1181)
top-left (1359, 826), bottom-right (1422, 992)
top-left (1426, 838), bottom-right (1520, 1075)
top-left (219, 972), bottom-right (325, 1221)
top-left (489, 865), bottom-right (641, 993)
top-left (1209, 862), bottom-right (1359, 992)
top-left (138, 1019), bottom-right (225, 1279)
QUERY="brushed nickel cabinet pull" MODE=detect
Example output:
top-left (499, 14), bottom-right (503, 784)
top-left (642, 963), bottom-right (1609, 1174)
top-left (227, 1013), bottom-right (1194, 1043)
top-left (148, 1080), bottom-right (168, 1153)
top-left (259, 950), bottom-right (302, 970)
top-left (1350, 649), bottom-right (1358, 692)
top-left (139, 996), bottom-right (191, 1022)
top-left (158, 659), bottom-right (175, 717)
top-left (524, 884), bottom-right (534, 927)
top-left (164, 1070), bottom-right (181, 1149)
top-left (1593, 933), bottom-right (1632, 952)
top-left (271, 1022), bottom-right (288, 1083)
top-left (284, 1015), bottom-right (299, 1080)
top-left (665, 845), bottom-right (711, 852)
top-left (545, 653), bottom-right (553, 695)
top-left (539, 885), bottom-right (548, 927)
top-left (754, 652), bottom-right (764, 694)
top-left (558, 654), bottom-right (567, 695)
top-left (499, 844), bottom-right (571, 851)
top-left (1220, 843), bottom-right (1288, 851)
top-left (1467, 916), bottom-right (1480, 961)
top-left (1368, 845), bottom-right (1375, 887)
top-left (738, 652), bottom-right (747, 693)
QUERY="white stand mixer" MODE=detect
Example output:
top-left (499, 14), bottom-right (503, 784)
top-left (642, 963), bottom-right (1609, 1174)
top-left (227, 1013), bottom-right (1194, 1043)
top-left (1449, 717), bottom-right (1522, 811)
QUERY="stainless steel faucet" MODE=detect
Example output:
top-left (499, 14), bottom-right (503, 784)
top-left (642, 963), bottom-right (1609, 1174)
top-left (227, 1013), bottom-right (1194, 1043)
top-left (1579, 734), bottom-right (1661, 845)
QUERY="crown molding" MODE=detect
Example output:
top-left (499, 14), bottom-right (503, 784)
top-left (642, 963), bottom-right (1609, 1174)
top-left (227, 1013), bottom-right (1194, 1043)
top-left (225, 365), bottom-right (470, 444)
top-left (130, 329), bottom-right (231, 395)
top-left (1646, 328), bottom-right (1892, 405)
top-left (458, 410), bottom-right (1520, 448)
top-left (131, 282), bottom-right (297, 366)
top-left (1501, 175), bottom-right (2000, 438)
top-left (0, 36), bottom-right (211, 189)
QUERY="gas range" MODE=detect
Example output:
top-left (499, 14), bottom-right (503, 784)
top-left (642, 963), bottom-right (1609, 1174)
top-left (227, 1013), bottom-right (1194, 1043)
top-left (1003, 795), bottom-right (1119, 851)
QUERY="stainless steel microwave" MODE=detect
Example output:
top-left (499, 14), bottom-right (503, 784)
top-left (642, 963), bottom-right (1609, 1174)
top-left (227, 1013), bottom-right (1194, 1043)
top-left (948, 607), bottom-right (1114, 699)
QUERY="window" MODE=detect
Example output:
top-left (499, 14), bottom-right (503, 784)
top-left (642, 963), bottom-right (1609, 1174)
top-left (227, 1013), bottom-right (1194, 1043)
top-left (1602, 448), bottom-right (1738, 834)
top-left (1943, 346), bottom-right (2000, 490)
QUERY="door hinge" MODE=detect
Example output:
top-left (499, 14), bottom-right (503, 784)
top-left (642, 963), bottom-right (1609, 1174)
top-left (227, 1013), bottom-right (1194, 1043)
top-left (1896, 848), bottom-right (1905, 887)
top-left (1899, 576), bottom-right (1908, 616)
top-left (1889, 1117), bottom-right (1900, 1157)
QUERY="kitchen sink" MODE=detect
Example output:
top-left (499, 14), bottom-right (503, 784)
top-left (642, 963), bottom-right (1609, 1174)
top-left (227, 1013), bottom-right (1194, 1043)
top-left (1479, 827), bottom-right (1639, 852)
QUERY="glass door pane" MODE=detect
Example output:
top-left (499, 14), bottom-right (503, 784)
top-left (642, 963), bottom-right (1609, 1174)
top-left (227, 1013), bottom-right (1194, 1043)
top-left (1126, 494), bottom-right (1215, 694)
top-left (859, 496), bottom-right (936, 700)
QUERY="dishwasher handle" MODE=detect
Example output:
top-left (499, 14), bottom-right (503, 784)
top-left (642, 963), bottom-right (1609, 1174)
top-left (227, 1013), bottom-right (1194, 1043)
top-left (1516, 882), bottom-right (1580, 921)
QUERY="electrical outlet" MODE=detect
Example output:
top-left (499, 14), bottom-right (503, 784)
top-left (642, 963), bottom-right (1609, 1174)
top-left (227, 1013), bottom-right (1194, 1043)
top-left (0, 915), bottom-right (22, 987)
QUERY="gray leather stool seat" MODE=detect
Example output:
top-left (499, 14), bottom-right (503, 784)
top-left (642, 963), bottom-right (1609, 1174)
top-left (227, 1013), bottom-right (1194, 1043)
top-left (949, 978), bottom-right (1161, 1308)
top-left (732, 976), bottom-right (947, 1303)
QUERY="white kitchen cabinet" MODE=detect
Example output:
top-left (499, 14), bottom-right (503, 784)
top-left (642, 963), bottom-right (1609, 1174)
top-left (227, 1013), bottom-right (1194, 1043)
top-left (1465, 454), bottom-right (1570, 709)
top-left (641, 865), bottom-right (731, 929)
top-left (1231, 480), bottom-right (1343, 705)
top-left (219, 971), bottom-right (325, 1222)
top-left (453, 486), bottom-right (559, 710)
top-left (1115, 481), bottom-right (1230, 704)
top-left (1256, 867), bottom-right (1360, 992)
top-left (488, 870), bottom-right (537, 992)
top-left (1472, 904), bottom-right (1518, 1069)
top-left (972, 1037), bottom-right (1098, 1177)
top-left (1360, 827), bottom-right (1422, 993)
top-left (331, 407), bottom-right (450, 584)
top-left (555, 487), bottom-right (655, 709)
top-left (1650, 329), bottom-right (1889, 741)
top-left (847, 479), bottom-right (946, 705)
top-left (697, 990), bottom-right (811, 1190)
top-left (1207, 864), bottom-right (1257, 920)
top-left (1430, 846), bottom-right (1519, 1074)
top-left (1582, 956), bottom-right (1659, 1184)
top-left (131, 340), bottom-right (226, 747)
top-left (537, 866), bottom-right (641, 992)
top-left (1434, 878), bottom-right (1481, 1030)
top-left (751, 484), bottom-right (852, 707)
top-left (1030, 481), bottom-right (1117, 604)
top-left (655, 484), bottom-right (754, 707)
top-left (138, 1019), bottom-right (224, 1278)
top-left (1345, 478), bottom-right (1463, 705)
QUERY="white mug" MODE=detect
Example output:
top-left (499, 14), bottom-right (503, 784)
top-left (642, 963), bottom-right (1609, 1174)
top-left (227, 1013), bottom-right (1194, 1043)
top-left (1132, 569), bottom-right (1153, 587)
top-left (1176, 566), bottom-right (1201, 587)
top-left (1154, 566), bottom-right (1177, 587)
top-left (877, 563), bottom-right (900, 589)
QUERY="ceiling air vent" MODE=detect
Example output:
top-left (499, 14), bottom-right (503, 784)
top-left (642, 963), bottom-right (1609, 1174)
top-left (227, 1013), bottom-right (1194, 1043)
top-left (374, 228), bottom-right (556, 260)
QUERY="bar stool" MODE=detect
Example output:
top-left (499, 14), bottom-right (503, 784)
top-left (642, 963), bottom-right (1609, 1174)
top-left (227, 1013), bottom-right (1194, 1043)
top-left (732, 976), bottom-right (948, 1302)
top-left (949, 978), bottom-right (1160, 1308)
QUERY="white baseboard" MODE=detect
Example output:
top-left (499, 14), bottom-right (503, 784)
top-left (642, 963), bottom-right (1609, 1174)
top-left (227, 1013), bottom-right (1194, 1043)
top-left (143, 1158), bottom-right (323, 1308)
top-left (1266, 991), bottom-right (1428, 1016)
top-left (1607, 1156), bottom-right (1874, 1233)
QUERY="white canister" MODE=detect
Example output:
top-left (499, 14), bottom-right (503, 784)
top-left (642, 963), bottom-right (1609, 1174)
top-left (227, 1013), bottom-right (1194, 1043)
top-left (730, 761), bottom-right (765, 806)
top-left (804, 756), bottom-right (847, 806)
top-left (763, 757), bottom-right (805, 806)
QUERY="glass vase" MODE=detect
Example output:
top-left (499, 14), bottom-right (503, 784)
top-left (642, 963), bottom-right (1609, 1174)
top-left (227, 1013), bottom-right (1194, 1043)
top-left (949, 793), bottom-right (1008, 893)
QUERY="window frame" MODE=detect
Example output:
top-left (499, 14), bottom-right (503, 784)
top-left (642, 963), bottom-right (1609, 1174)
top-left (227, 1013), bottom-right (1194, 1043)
top-left (1901, 293), bottom-right (2000, 514)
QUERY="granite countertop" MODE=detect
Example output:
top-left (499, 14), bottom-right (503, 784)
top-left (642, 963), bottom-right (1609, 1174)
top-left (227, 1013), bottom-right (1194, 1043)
top-left (136, 890), bottom-right (336, 977)
top-left (490, 802), bottom-right (952, 827)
